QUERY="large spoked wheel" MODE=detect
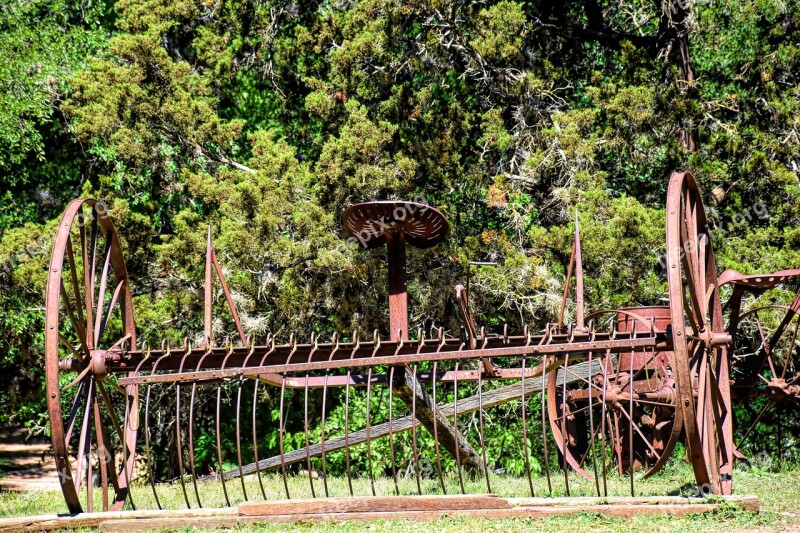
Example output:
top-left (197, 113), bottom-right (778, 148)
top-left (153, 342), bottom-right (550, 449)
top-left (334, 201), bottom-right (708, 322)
top-left (666, 171), bottom-right (734, 495)
top-left (731, 303), bottom-right (800, 458)
top-left (45, 199), bottom-right (138, 513)
top-left (547, 310), bottom-right (680, 484)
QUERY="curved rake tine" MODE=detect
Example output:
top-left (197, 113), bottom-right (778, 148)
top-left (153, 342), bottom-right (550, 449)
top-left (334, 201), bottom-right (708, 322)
top-left (251, 379), bottom-right (265, 500)
top-left (539, 326), bottom-right (555, 496)
top-left (144, 351), bottom-right (171, 510)
top-left (365, 331), bottom-right (381, 497)
top-left (304, 334), bottom-right (318, 498)
top-left (366, 329), bottom-right (384, 496)
top-left (143, 377), bottom-right (161, 509)
top-left (453, 360), bottom-right (465, 495)
top-left (629, 350), bottom-right (635, 497)
top-left (477, 362), bottom-right (491, 493)
top-left (343, 331), bottom-right (359, 497)
top-left (124, 346), bottom-right (157, 511)
top-left (319, 333), bottom-right (338, 498)
top-left (561, 353), bottom-right (570, 496)
top-left (411, 364), bottom-right (422, 495)
top-left (251, 335), bottom-right (274, 501)
top-left (587, 349), bottom-right (600, 497)
top-left (520, 355), bottom-right (534, 497)
top-left (541, 354), bottom-right (552, 496)
top-left (278, 376), bottom-right (291, 499)
top-left (215, 342), bottom-right (237, 507)
top-left (121, 382), bottom-right (137, 511)
top-left (431, 360), bottom-right (446, 494)
top-left (175, 350), bottom-right (192, 509)
top-left (388, 365), bottom-right (399, 496)
top-left (599, 349), bottom-right (610, 496)
top-left (303, 375), bottom-right (316, 498)
top-left (343, 373), bottom-right (353, 496)
top-left (236, 340), bottom-right (256, 502)
top-left (188, 347), bottom-right (216, 509)
top-left (365, 369), bottom-right (376, 496)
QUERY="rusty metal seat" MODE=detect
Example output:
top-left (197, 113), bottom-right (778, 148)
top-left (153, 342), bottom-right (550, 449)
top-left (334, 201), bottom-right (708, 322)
top-left (718, 268), bottom-right (800, 292)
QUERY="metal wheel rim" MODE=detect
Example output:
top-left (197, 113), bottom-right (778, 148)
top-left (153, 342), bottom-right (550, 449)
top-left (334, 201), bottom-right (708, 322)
top-left (666, 171), bottom-right (734, 495)
top-left (45, 198), bottom-right (138, 513)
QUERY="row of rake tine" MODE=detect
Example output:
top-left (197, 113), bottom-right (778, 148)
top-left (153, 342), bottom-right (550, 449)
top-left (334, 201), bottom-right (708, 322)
top-left (116, 315), bottom-right (660, 510)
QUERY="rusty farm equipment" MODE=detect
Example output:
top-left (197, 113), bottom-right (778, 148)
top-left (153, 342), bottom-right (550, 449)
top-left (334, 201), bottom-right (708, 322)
top-left (43, 171), bottom-right (800, 514)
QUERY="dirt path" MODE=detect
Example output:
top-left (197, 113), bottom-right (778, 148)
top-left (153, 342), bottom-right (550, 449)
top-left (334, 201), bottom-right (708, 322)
top-left (0, 428), bottom-right (59, 492)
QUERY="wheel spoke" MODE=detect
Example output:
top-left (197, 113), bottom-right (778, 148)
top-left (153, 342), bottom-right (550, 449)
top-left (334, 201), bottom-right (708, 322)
top-left (74, 377), bottom-right (94, 496)
top-left (780, 314), bottom-right (800, 380)
top-left (93, 395), bottom-right (110, 511)
top-left (60, 280), bottom-right (90, 358)
top-left (80, 220), bottom-right (94, 351)
top-left (97, 381), bottom-right (126, 451)
top-left (59, 333), bottom-right (83, 361)
top-left (97, 279), bottom-right (125, 348)
top-left (62, 365), bottom-right (92, 392)
top-left (616, 402), bottom-right (663, 461)
top-left (64, 381), bottom-right (87, 450)
top-left (737, 400), bottom-right (772, 449)
top-left (680, 207), bottom-right (706, 325)
top-left (93, 239), bottom-right (112, 347)
top-left (89, 211), bottom-right (99, 304)
top-left (564, 365), bottom-right (592, 386)
top-left (627, 351), bottom-right (663, 386)
top-left (755, 318), bottom-right (778, 378)
top-left (65, 236), bottom-right (86, 336)
top-left (682, 288), bottom-right (701, 337)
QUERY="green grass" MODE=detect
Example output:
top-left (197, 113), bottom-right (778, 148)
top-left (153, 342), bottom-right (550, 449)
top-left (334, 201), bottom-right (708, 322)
top-left (1, 462), bottom-right (798, 531)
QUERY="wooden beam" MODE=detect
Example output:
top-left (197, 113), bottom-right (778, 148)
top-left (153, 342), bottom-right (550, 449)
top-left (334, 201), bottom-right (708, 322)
top-left (239, 494), bottom-right (510, 515)
top-left (0, 507), bottom-right (237, 533)
top-left (392, 366), bottom-right (484, 471)
top-left (0, 495), bottom-right (758, 532)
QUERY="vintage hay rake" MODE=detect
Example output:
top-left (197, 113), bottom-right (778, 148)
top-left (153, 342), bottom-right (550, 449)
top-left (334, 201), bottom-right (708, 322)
top-left (44, 172), bottom-right (800, 514)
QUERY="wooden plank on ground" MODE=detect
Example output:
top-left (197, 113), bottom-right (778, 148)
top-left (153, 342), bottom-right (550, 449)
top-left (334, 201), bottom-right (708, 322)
top-left (0, 507), bottom-right (237, 533)
top-left (507, 495), bottom-right (759, 512)
top-left (98, 496), bottom-right (759, 532)
top-left (0, 495), bottom-right (758, 532)
top-left (238, 494), bottom-right (511, 516)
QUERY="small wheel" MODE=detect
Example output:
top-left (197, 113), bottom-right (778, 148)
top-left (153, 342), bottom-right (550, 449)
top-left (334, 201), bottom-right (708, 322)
top-left (45, 199), bottom-right (138, 513)
top-left (547, 310), bottom-right (680, 482)
top-left (666, 171), bottom-right (734, 495)
top-left (730, 303), bottom-right (800, 457)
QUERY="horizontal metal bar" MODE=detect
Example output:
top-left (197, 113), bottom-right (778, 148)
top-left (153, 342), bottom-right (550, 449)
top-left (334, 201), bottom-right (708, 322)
top-left (275, 367), bottom-right (548, 388)
top-left (90, 329), bottom-right (670, 375)
top-left (117, 336), bottom-right (660, 387)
